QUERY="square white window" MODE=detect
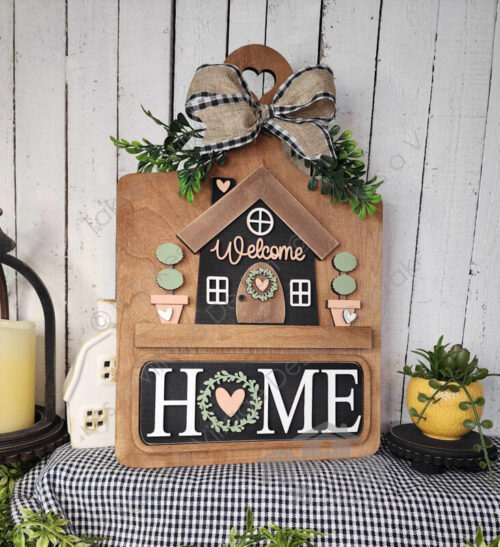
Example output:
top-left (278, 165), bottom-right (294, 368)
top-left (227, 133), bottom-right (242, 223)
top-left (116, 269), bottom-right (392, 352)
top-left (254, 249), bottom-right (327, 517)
top-left (289, 279), bottom-right (311, 307)
top-left (206, 276), bottom-right (229, 305)
top-left (99, 356), bottom-right (116, 383)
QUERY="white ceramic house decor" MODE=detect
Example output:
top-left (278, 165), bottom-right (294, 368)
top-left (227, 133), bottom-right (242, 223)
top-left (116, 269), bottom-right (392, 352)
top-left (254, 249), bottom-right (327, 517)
top-left (63, 299), bottom-right (116, 448)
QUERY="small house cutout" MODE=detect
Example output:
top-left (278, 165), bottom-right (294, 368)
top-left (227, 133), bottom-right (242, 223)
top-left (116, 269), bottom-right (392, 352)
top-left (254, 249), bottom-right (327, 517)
top-left (63, 300), bottom-right (116, 449)
top-left (177, 167), bottom-right (339, 325)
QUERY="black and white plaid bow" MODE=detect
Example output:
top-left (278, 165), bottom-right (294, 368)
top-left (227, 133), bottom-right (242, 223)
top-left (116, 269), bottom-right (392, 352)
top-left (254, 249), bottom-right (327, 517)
top-left (185, 64), bottom-right (336, 160)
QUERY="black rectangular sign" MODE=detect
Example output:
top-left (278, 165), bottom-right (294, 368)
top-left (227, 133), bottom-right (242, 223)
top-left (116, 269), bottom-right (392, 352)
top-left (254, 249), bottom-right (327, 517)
top-left (139, 361), bottom-right (363, 445)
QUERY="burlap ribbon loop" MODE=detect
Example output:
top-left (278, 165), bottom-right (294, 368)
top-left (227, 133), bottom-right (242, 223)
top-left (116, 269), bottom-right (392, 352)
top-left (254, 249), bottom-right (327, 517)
top-left (185, 63), bottom-right (336, 160)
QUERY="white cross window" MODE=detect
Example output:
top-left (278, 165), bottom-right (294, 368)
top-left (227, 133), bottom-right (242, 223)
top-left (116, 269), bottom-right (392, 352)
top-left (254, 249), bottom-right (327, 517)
top-left (84, 408), bottom-right (107, 433)
top-left (206, 276), bottom-right (229, 305)
top-left (290, 279), bottom-right (311, 307)
top-left (246, 207), bottom-right (274, 236)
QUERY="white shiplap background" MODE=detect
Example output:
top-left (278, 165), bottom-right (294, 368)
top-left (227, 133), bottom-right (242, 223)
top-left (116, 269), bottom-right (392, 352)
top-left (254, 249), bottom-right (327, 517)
top-left (1, 0), bottom-right (499, 431)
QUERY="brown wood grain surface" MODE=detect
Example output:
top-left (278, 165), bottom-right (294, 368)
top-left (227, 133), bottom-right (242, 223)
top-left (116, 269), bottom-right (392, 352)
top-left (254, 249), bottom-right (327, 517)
top-left (134, 324), bottom-right (373, 349)
top-left (116, 45), bottom-right (382, 467)
top-left (225, 44), bottom-right (293, 104)
top-left (123, 352), bottom-right (373, 468)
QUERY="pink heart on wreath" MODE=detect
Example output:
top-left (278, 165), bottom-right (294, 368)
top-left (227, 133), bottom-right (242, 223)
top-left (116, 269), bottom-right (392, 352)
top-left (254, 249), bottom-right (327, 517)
top-left (215, 387), bottom-right (245, 417)
top-left (255, 277), bottom-right (269, 291)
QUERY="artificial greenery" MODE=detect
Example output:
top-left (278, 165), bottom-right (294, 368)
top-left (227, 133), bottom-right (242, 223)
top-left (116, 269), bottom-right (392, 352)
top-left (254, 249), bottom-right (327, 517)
top-left (183, 507), bottom-right (326, 547)
top-left (466, 526), bottom-right (500, 547)
top-left (111, 108), bottom-right (382, 218)
top-left (2, 463), bottom-right (499, 545)
top-left (197, 371), bottom-right (262, 433)
top-left (0, 462), bottom-right (33, 545)
top-left (399, 336), bottom-right (499, 486)
top-left (111, 108), bottom-right (227, 204)
top-left (0, 463), bottom-right (104, 546)
top-left (300, 126), bottom-right (382, 218)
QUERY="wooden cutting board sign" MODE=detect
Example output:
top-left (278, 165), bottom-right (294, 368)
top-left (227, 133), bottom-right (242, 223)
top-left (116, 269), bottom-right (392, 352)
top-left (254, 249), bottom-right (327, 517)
top-left (115, 45), bottom-right (382, 468)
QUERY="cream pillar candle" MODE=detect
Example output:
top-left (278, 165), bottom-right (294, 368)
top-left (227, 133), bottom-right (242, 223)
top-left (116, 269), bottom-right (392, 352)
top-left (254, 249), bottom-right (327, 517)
top-left (0, 319), bottom-right (36, 434)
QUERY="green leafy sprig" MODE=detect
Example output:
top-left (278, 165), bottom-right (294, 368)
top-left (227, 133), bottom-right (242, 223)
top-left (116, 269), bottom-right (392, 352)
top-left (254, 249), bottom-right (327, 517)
top-left (111, 108), bottom-right (227, 203)
top-left (299, 126), bottom-right (382, 218)
top-left (10, 510), bottom-right (105, 547)
top-left (0, 463), bottom-right (34, 546)
top-left (399, 336), bottom-right (499, 487)
top-left (182, 507), bottom-right (326, 547)
top-left (111, 109), bottom-right (382, 217)
top-left (2, 462), bottom-right (500, 545)
top-left (466, 526), bottom-right (500, 547)
top-left (0, 462), bottom-right (104, 546)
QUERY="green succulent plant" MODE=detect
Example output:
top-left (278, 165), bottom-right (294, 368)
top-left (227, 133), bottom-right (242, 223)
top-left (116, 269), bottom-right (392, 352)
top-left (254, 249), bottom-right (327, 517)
top-left (399, 336), bottom-right (499, 487)
top-left (402, 337), bottom-right (486, 383)
top-left (156, 242), bottom-right (184, 292)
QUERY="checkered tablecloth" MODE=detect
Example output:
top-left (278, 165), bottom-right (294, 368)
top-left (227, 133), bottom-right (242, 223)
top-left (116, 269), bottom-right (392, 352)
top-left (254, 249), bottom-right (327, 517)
top-left (11, 437), bottom-right (500, 547)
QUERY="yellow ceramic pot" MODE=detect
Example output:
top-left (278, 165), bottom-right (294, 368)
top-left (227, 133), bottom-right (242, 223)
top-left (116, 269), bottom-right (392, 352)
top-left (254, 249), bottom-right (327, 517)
top-left (406, 377), bottom-right (484, 440)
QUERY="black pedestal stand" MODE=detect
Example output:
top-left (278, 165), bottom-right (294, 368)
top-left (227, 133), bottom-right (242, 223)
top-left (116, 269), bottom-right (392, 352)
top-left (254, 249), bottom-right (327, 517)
top-left (0, 407), bottom-right (68, 464)
top-left (386, 423), bottom-right (497, 475)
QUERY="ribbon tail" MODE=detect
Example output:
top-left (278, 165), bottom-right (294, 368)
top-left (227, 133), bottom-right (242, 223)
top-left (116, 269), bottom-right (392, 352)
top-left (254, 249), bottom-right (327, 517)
top-left (263, 118), bottom-right (335, 160)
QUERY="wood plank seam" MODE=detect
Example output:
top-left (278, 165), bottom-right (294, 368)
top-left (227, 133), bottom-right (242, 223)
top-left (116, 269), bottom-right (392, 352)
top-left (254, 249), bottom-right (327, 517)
top-left (462, 0), bottom-right (500, 343)
top-left (398, 2), bottom-right (440, 423)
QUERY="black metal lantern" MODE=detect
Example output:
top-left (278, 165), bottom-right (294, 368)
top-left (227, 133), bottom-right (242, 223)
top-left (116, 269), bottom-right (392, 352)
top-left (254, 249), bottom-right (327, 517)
top-left (0, 209), bottom-right (68, 463)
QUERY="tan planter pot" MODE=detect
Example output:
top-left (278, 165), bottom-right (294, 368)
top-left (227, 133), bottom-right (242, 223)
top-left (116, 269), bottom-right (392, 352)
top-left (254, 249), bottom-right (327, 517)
top-left (406, 377), bottom-right (484, 440)
top-left (151, 294), bottom-right (188, 324)
top-left (327, 299), bottom-right (360, 327)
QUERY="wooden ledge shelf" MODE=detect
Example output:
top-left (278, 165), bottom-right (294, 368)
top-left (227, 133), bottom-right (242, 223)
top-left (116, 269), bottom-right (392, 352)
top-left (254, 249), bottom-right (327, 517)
top-left (135, 324), bottom-right (372, 350)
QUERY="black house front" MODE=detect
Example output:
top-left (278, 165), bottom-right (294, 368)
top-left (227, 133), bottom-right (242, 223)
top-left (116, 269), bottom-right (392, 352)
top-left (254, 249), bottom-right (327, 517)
top-left (177, 167), bottom-right (339, 327)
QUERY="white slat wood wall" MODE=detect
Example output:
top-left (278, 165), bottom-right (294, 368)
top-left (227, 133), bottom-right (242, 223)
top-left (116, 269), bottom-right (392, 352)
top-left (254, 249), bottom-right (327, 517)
top-left (1, 0), bottom-right (499, 429)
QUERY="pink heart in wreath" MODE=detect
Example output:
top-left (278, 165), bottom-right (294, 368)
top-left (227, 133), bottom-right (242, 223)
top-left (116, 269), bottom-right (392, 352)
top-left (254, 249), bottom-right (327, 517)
top-left (215, 387), bottom-right (245, 417)
top-left (255, 277), bottom-right (269, 292)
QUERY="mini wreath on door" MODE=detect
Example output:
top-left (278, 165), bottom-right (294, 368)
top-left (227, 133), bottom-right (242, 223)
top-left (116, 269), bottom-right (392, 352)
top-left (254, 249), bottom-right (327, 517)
top-left (245, 267), bottom-right (278, 302)
top-left (197, 371), bottom-right (262, 433)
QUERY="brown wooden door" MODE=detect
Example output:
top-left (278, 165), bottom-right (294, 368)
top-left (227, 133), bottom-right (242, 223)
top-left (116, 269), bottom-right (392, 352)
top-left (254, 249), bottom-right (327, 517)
top-left (236, 262), bottom-right (285, 324)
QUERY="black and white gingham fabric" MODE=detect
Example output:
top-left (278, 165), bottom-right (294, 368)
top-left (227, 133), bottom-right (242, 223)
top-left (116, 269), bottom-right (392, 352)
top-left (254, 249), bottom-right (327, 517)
top-left (185, 64), bottom-right (336, 160)
top-left (11, 437), bottom-right (500, 547)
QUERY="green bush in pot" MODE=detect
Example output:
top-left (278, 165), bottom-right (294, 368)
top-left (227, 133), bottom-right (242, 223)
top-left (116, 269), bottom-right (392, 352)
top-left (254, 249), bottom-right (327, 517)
top-left (399, 336), bottom-right (498, 486)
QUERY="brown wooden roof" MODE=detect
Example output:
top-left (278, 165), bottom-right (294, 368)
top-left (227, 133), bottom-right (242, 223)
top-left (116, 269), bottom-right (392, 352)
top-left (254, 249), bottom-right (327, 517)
top-left (177, 166), bottom-right (338, 259)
